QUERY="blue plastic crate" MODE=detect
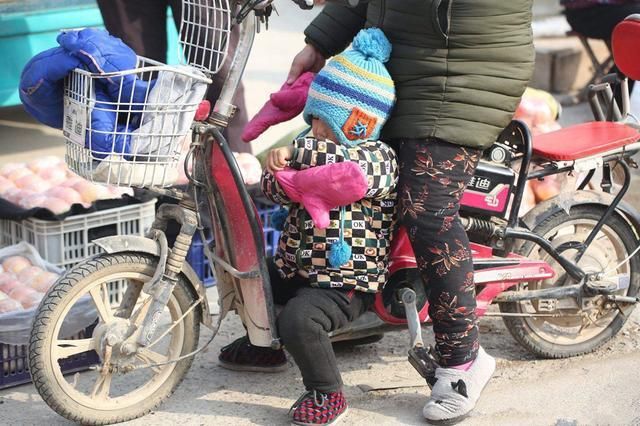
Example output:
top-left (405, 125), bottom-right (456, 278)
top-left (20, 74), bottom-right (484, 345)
top-left (186, 202), bottom-right (281, 287)
top-left (0, 325), bottom-right (99, 390)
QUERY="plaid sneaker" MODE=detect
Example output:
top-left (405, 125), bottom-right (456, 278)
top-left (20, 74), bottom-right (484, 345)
top-left (290, 390), bottom-right (348, 425)
top-left (218, 335), bottom-right (287, 373)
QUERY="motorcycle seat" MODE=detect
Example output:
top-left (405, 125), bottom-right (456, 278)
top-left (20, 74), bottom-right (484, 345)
top-left (532, 121), bottom-right (640, 161)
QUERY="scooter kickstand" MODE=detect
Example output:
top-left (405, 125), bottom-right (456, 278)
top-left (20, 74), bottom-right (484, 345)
top-left (399, 288), bottom-right (440, 388)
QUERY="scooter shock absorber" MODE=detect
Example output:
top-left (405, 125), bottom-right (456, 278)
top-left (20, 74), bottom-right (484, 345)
top-left (136, 201), bottom-right (199, 347)
top-left (460, 216), bottom-right (500, 237)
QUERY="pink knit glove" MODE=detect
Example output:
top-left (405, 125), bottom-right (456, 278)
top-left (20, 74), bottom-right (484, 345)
top-left (275, 162), bottom-right (368, 229)
top-left (241, 72), bottom-right (315, 142)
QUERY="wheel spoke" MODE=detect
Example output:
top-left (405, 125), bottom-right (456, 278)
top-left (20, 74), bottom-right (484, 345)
top-left (131, 296), bottom-right (153, 327)
top-left (136, 348), bottom-right (169, 374)
top-left (89, 284), bottom-right (114, 323)
top-left (54, 338), bottom-right (96, 360)
top-left (90, 371), bottom-right (113, 401)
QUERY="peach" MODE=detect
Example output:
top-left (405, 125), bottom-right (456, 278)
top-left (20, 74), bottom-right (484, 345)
top-left (29, 271), bottom-right (58, 292)
top-left (0, 297), bottom-right (22, 313)
top-left (3, 256), bottom-right (32, 274)
top-left (41, 197), bottom-right (71, 215)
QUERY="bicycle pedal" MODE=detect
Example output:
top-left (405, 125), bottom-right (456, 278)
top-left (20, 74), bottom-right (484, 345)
top-left (408, 345), bottom-right (440, 388)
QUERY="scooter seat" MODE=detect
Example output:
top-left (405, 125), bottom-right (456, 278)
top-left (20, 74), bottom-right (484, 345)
top-left (532, 121), bottom-right (639, 161)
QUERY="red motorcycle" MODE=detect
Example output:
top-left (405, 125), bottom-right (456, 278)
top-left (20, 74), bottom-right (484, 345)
top-left (27, 2), bottom-right (640, 424)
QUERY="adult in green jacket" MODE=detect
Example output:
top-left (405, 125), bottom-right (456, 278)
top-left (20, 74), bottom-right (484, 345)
top-left (287, 1), bottom-right (534, 424)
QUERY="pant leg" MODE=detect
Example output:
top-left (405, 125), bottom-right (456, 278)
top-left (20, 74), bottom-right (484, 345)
top-left (565, 4), bottom-right (638, 106)
top-left (565, 4), bottom-right (640, 41)
top-left (396, 137), bottom-right (480, 367)
top-left (96, 0), bottom-right (169, 62)
top-left (267, 257), bottom-right (308, 305)
top-left (278, 288), bottom-right (374, 393)
top-left (168, 0), bottom-right (250, 153)
top-left (206, 26), bottom-right (251, 154)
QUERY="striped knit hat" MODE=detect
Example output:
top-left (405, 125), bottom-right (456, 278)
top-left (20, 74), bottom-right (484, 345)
top-left (303, 28), bottom-right (395, 147)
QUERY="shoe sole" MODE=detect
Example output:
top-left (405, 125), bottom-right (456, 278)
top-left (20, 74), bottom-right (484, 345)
top-left (218, 359), bottom-right (288, 373)
top-left (425, 412), bottom-right (471, 426)
top-left (291, 406), bottom-right (349, 426)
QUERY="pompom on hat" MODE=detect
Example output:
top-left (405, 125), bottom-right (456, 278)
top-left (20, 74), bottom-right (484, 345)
top-left (303, 28), bottom-right (396, 147)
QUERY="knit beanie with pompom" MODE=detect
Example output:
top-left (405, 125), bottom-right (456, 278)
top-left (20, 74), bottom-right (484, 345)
top-left (303, 28), bottom-right (396, 147)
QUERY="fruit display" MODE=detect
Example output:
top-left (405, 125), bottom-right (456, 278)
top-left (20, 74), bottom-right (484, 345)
top-left (176, 150), bottom-right (263, 186)
top-left (514, 87), bottom-right (562, 136)
top-left (0, 255), bottom-right (60, 314)
top-left (233, 152), bottom-right (262, 185)
top-left (0, 156), bottom-right (133, 214)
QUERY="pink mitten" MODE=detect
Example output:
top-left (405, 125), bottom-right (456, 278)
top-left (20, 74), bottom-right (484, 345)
top-left (275, 162), bottom-right (368, 229)
top-left (241, 72), bottom-right (315, 142)
top-left (273, 167), bottom-right (303, 203)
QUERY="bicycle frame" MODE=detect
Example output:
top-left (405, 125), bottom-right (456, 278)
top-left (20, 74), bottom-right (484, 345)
top-left (131, 5), bottom-right (640, 352)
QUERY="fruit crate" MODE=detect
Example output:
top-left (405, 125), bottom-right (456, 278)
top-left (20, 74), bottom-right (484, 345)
top-left (0, 325), bottom-right (99, 390)
top-left (186, 201), bottom-right (281, 287)
top-left (0, 199), bottom-right (156, 270)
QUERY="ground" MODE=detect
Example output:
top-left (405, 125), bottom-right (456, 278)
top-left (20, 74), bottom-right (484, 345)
top-left (2, 302), bottom-right (639, 425)
top-left (1, 4), bottom-right (640, 426)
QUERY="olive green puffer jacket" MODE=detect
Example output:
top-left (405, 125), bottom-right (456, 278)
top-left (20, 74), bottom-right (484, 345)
top-left (304, 0), bottom-right (534, 149)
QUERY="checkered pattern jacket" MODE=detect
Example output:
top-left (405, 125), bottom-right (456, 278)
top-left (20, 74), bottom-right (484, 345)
top-left (261, 136), bottom-right (398, 293)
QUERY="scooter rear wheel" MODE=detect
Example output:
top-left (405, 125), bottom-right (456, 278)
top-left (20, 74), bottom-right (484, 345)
top-left (29, 252), bottom-right (200, 425)
top-left (499, 205), bottom-right (639, 358)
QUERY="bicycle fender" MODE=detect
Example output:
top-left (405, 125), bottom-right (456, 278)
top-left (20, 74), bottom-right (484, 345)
top-left (93, 235), bottom-right (213, 328)
top-left (521, 189), bottom-right (640, 240)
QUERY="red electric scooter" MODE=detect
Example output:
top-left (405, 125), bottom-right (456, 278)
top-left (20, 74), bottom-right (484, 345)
top-left (28, 2), bottom-right (640, 423)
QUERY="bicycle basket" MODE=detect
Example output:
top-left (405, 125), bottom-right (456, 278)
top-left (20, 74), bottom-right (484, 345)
top-left (63, 57), bottom-right (211, 189)
top-left (179, 0), bottom-right (232, 75)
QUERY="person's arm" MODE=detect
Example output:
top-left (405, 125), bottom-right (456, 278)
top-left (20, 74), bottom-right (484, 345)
top-left (286, 2), bottom-right (367, 83)
top-left (304, 2), bottom-right (368, 58)
top-left (261, 169), bottom-right (293, 205)
top-left (290, 138), bottom-right (398, 199)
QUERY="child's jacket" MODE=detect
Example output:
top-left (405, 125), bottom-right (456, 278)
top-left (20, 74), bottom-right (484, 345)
top-left (261, 136), bottom-right (398, 293)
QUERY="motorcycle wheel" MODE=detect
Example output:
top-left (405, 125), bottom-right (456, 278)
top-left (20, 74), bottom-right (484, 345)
top-left (499, 205), bottom-right (639, 358)
top-left (29, 252), bottom-right (200, 425)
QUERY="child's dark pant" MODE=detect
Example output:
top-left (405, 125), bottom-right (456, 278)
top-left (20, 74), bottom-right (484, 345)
top-left (393, 137), bottom-right (481, 367)
top-left (268, 260), bottom-right (374, 393)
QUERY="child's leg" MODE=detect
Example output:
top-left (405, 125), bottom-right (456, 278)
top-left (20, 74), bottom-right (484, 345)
top-left (278, 288), bottom-right (373, 393)
top-left (278, 288), bottom-right (373, 425)
top-left (218, 258), bottom-right (305, 372)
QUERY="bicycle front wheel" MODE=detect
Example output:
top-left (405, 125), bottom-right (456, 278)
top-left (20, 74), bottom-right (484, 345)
top-left (29, 252), bottom-right (201, 425)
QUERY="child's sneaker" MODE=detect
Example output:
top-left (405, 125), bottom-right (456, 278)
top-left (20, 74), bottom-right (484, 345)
top-left (218, 335), bottom-right (288, 373)
top-left (290, 390), bottom-right (348, 425)
top-left (422, 346), bottom-right (496, 425)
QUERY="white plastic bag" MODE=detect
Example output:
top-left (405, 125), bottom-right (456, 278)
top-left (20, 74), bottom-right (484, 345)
top-left (0, 242), bottom-right (97, 345)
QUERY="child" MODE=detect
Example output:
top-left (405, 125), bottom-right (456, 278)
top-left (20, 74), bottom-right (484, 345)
top-left (218, 28), bottom-right (397, 425)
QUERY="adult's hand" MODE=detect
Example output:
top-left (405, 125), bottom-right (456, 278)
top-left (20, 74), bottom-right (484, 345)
top-left (287, 44), bottom-right (326, 84)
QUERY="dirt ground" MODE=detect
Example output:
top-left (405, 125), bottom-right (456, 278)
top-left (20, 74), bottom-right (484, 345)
top-left (1, 295), bottom-right (639, 426)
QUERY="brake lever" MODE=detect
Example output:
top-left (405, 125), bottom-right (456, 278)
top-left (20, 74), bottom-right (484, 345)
top-left (236, 0), bottom-right (272, 24)
top-left (254, 4), bottom-right (273, 32)
top-left (292, 0), bottom-right (314, 10)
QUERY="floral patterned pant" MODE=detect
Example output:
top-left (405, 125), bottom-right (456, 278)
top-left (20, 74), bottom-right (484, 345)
top-left (396, 137), bottom-right (481, 367)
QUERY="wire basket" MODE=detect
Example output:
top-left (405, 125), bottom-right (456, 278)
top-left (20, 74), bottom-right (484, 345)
top-left (63, 57), bottom-right (211, 188)
top-left (179, 0), bottom-right (232, 75)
